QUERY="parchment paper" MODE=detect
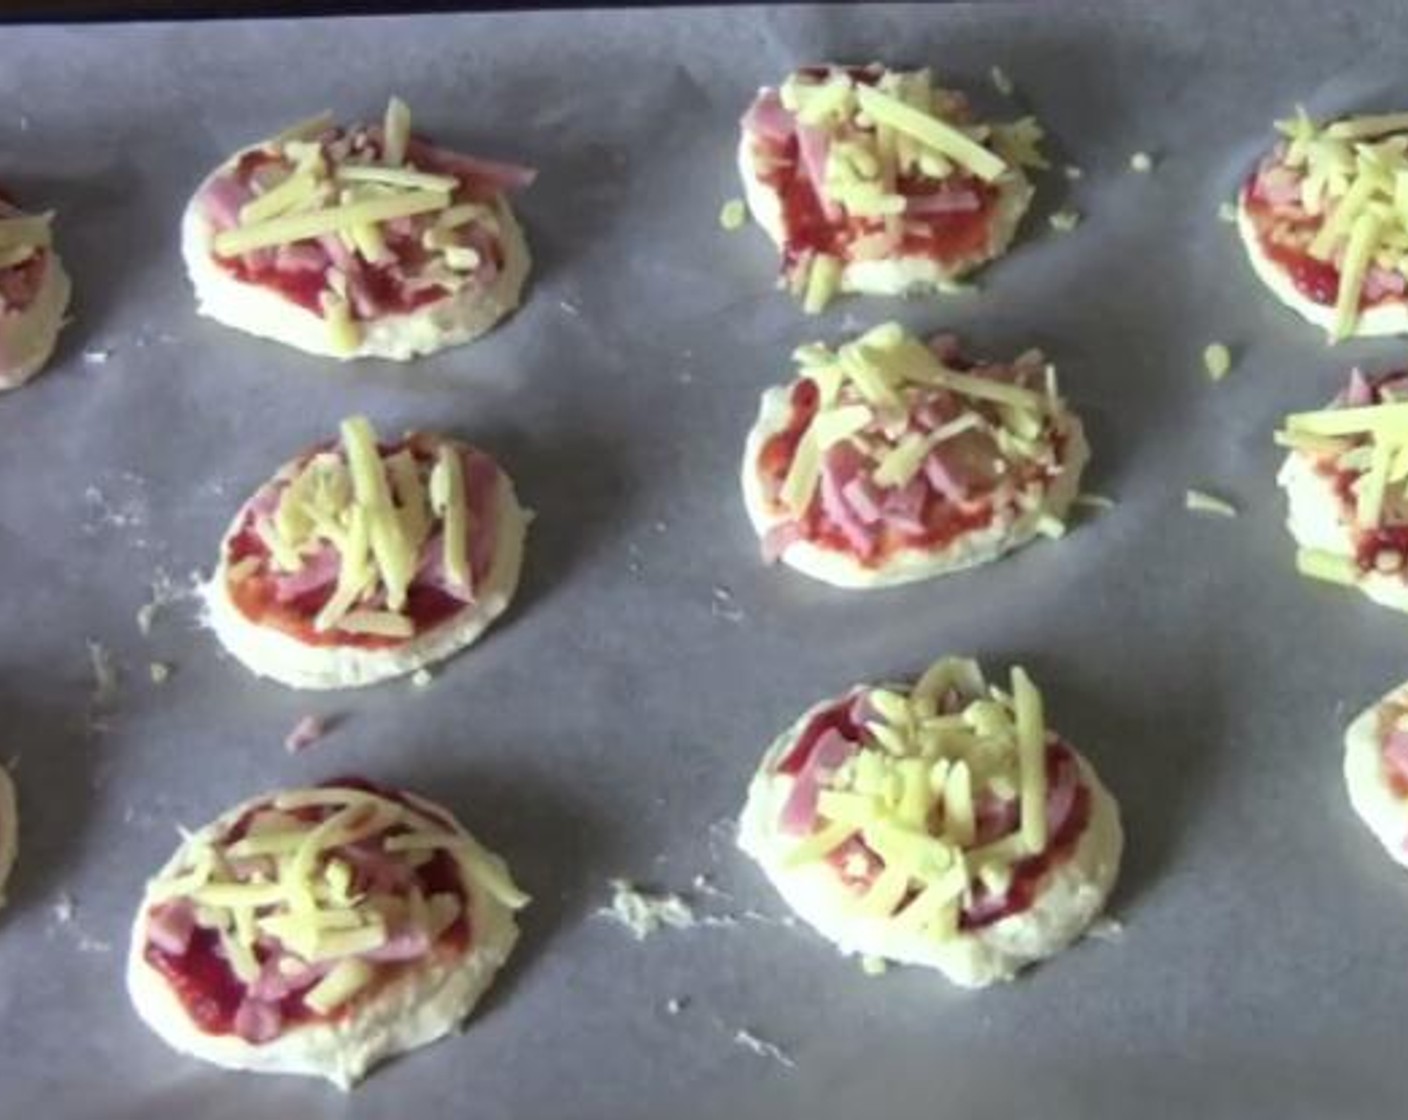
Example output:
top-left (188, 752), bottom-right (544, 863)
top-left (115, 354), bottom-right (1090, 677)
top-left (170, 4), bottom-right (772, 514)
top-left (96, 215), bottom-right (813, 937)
top-left (2, 4), bottom-right (1407, 1118)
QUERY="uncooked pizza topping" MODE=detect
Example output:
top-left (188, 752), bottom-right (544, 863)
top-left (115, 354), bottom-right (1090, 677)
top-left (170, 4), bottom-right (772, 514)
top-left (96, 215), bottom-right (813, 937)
top-left (756, 322), bottom-right (1073, 567)
top-left (1278, 368), bottom-right (1408, 577)
top-left (141, 779), bottom-right (527, 1043)
top-left (223, 416), bottom-right (503, 648)
top-left (198, 96), bottom-right (534, 352)
top-left (1243, 108), bottom-right (1408, 338)
top-left (0, 199), bottom-right (52, 317)
top-left (741, 64), bottom-right (1044, 311)
top-left (770, 659), bottom-right (1089, 937)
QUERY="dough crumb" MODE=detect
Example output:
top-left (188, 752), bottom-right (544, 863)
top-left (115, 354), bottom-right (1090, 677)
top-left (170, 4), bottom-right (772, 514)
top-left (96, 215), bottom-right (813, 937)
top-left (148, 662), bottom-right (171, 684)
top-left (665, 996), bottom-right (689, 1015)
top-left (733, 1028), bottom-right (796, 1069)
top-left (1185, 488), bottom-right (1238, 517)
top-left (1086, 916), bottom-right (1125, 942)
top-left (860, 954), bottom-right (889, 976)
top-left (1129, 151), bottom-right (1155, 173)
top-left (1074, 492), bottom-right (1116, 511)
top-left (599, 879), bottom-right (697, 939)
top-left (82, 348), bottom-right (111, 364)
top-left (410, 668), bottom-right (434, 688)
top-left (284, 714), bottom-right (331, 753)
top-left (989, 65), bottom-right (1014, 96)
top-left (1063, 163), bottom-right (1084, 181)
top-left (1218, 200), bottom-right (1237, 223)
top-left (1048, 208), bottom-right (1081, 233)
top-left (86, 640), bottom-right (118, 707)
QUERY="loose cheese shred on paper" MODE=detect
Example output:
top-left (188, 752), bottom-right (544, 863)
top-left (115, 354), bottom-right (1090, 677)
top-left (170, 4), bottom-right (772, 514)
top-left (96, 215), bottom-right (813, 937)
top-left (1203, 342), bottom-right (1233, 381)
top-left (733, 1028), bottom-right (796, 1069)
top-left (1048, 208), bottom-right (1081, 233)
top-left (598, 879), bottom-right (697, 940)
top-left (718, 198), bottom-right (747, 231)
top-left (989, 65), bottom-right (1014, 96)
top-left (1185, 489), bottom-right (1238, 517)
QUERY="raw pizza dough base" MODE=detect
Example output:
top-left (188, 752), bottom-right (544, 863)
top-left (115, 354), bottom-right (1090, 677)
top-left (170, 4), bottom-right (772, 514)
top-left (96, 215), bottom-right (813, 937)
top-left (1344, 684), bottom-right (1408, 869)
top-left (737, 132), bottom-right (1034, 296)
top-left (740, 384), bottom-right (1089, 589)
top-left (125, 789), bottom-right (521, 1090)
top-left (739, 693), bottom-right (1123, 988)
top-left (181, 145), bottom-right (530, 362)
top-left (205, 457), bottom-right (527, 690)
top-left (1237, 193), bottom-right (1408, 338)
top-left (0, 252), bottom-right (71, 391)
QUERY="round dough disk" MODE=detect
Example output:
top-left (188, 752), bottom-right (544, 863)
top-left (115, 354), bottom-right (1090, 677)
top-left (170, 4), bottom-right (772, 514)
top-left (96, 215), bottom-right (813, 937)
top-left (1345, 682), bottom-right (1408, 868)
top-left (205, 432), bottom-right (526, 690)
top-left (182, 134), bottom-right (530, 362)
top-left (739, 678), bottom-right (1122, 988)
top-left (126, 783), bottom-right (524, 1089)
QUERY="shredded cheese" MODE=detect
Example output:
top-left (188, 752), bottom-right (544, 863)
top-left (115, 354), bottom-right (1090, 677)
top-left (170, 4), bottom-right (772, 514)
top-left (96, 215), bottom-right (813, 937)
top-left (1185, 489), bottom-right (1238, 517)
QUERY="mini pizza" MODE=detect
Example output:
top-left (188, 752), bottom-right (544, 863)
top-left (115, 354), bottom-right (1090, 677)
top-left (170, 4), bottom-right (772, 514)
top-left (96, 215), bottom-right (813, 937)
top-left (205, 415), bottom-right (527, 690)
top-left (738, 657), bottom-right (1122, 987)
top-left (182, 96), bottom-right (533, 361)
top-left (738, 63), bottom-right (1043, 312)
top-left (126, 778), bottom-right (528, 1088)
top-left (1276, 367), bottom-right (1408, 612)
top-left (0, 762), bottom-right (16, 908)
top-left (1345, 679), bottom-right (1408, 868)
top-left (1239, 107), bottom-right (1408, 341)
top-left (0, 193), bottom-right (71, 391)
top-left (741, 321), bottom-right (1088, 589)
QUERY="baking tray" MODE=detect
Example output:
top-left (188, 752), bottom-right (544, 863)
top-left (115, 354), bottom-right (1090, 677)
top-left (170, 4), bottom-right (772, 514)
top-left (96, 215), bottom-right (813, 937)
top-left (2, 4), bottom-right (1408, 1117)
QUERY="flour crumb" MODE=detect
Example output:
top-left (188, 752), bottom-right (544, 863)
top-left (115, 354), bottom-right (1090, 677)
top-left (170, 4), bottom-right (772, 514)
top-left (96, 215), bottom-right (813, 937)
top-left (599, 879), bottom-right (697, 939)
top-left (1086, 916), bottom-right (1125, 942)
top-left (733, 1028), bottom-right (796, 1069)
top-left (82, 348), bottom-right (111, 364)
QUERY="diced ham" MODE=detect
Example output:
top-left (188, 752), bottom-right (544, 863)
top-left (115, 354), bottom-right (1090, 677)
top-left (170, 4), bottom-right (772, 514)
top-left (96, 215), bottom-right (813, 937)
top-left (464, 452), bottom-right (501, 579)
top-left (405, 139), bottom-right (537, 194)
top-left (840, 476), bottom-right (883, 525)
top-left (1384, 728), bottom-right (1408, 784)
top-left (779, 728), bottom-right (858, 835)
top-left (271, 545), bottom-right (340, 604)
top-left (462, 224), bottom-right (501, 284)
top-left (274, 242), bottom-right (330, 273)
top-left (742, 90), bottom-right (795, 142)
top-left (232, 997), bottom-right (283, 1044)
top-left (340, 840), bottom-right (415, 894)
top-left (414, 532), bottom-right (473, 603)
top-left (881, 477), bottom-right (928, 536)
top-left (283, 714), bottom-right (327, 754)
top-left (960, 887), bottom-right (1012, 926)
top-left (318, 233), bottom-right (354, 271)
top-left (819, 443), bottom-right (878, 555)
top-left (926, 333), bottom-right (963, 364)
top-left (361, 925), bottom-right (432, 963)
top-left (974, 791), bottom-right (1019, 845)
top-left (761, 522), bottom-right (803, 564)
top-left (904, 187), bottom-right (982, 215)
top-left (201, 175), bottom-right (252, 231)
top-left (1345, 368), bottom-right (1374, 406)
top-left (1364, 266), bottom-right (1407, 302)
top-left (1044, 752), bottom-right (1081, 837)
top-left (247, 954), bottom-right (327, 1002)
top-left (1254, 162), bottom-right (1302, 208)
top-left (796, 124), bottom-right (839, 221)
top-left (923, 447), bottom-right (971, 504)
top-left (145, 900), bottom-right (196, 956)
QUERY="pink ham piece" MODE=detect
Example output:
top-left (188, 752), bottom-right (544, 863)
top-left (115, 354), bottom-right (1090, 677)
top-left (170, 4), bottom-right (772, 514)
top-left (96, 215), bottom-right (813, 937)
top-left (283, 715), bottom-right (328, 754)
top-left (145, 900), bottom-right (196, 956)
top-left (761, 522), bottom-right (804, 564)
top-left (1254, 163), bottom-right (1301, 207)
top-left (742, 90), bottom-right (795, 142)
top-left (274, 242), bottom-right (330, 273)
top-left (340, 840), bottom-right (416, 894)
top-left (974, 791), bottom-right (1020, 846)
top-left (1383, 728), bottom-right (1408, 784)
top-left (248, 484), bottom-right (284, 518)
top-left (405, 139), bottom-right (537, 195)
top-left (881, 477), bottom-right (928, 536)
top-left (464, 452), bottom-right (501, 580)
top-left (819, 443), bottom-right (879, 555)
top-left (960, 887), bottom-right (1012, 927)
top-left (1364, 266), bottom-right (1407, 302)
top-left (1044, 754), bottom-right (1080, 838)
top-left (270, 545), bottom-right (341, 604)
top-left (779, 728), bottom-right (859, 835)
top-left (461, 224), bottom-right (501, 285)
top-left (1345, 368), bottom-right (1374, 406)
top-left (361, 925), bottom-right (432, 963)
top-left (232, 997), bottom-right (284, 1044)
top-left (414, 532), bottom-right (473, 604)
top-left (317, 233), bottom-right (354, 271)
top-left (201, 175), bottom-right (253, 232)
top-left (840, 476), bottom-right (883, 525)
top-left (796, 124), bottom-right (840, 221)
top-left (904, 187), bottom-right (982, 215)
top-left (923, 447), bottom-right (971, 505)
top-left (926, 333), bottom-right (962, 364)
